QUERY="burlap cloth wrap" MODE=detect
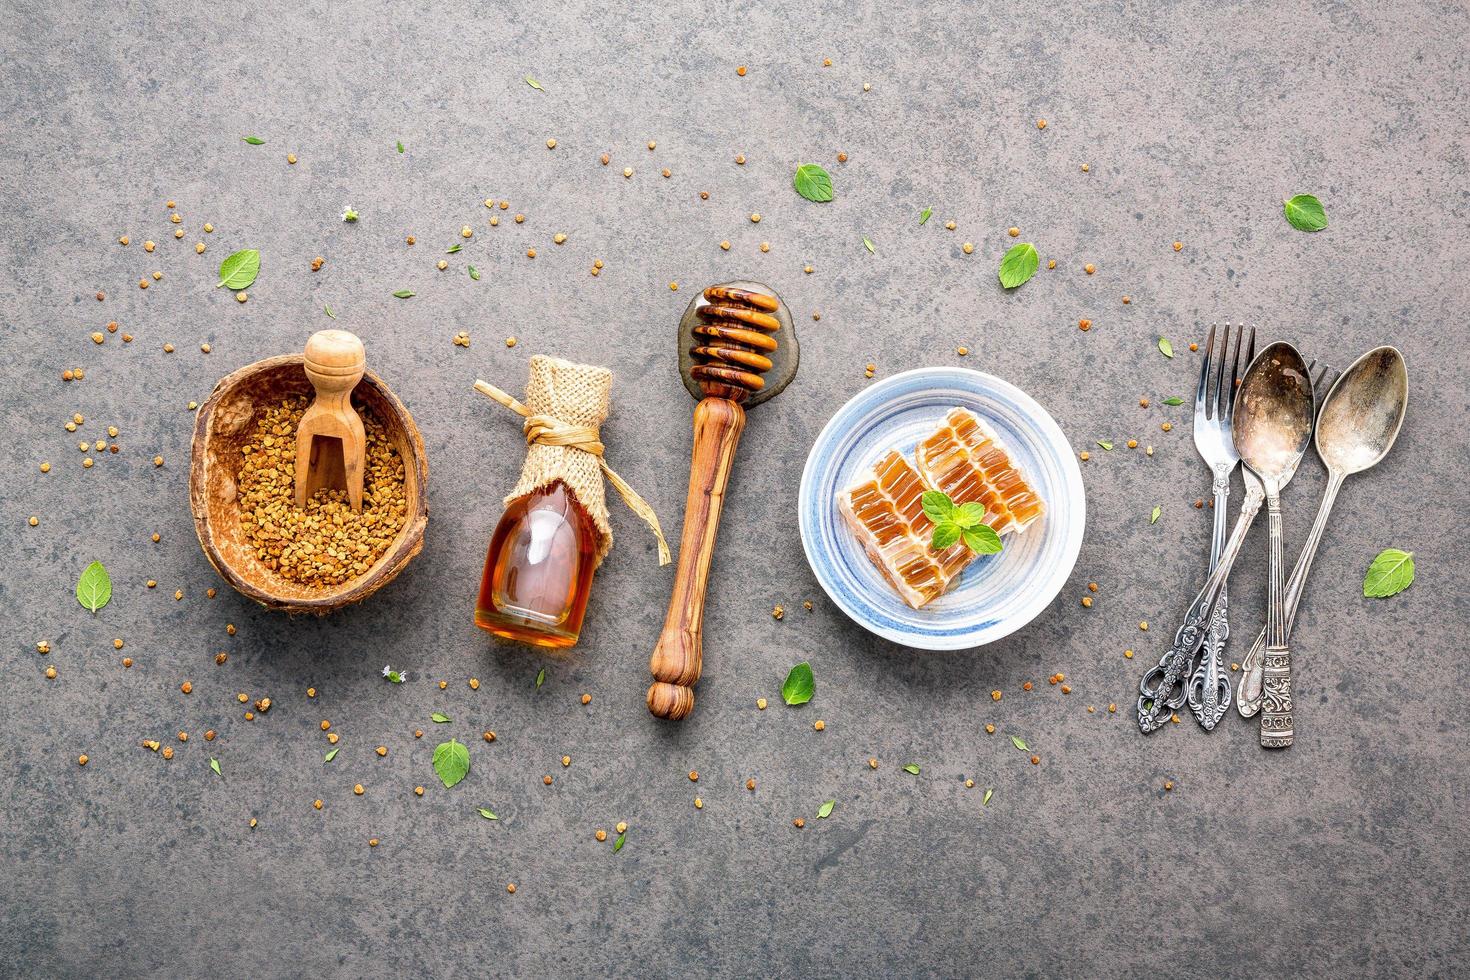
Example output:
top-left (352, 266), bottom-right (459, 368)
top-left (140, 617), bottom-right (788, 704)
top-left (506, 357), bottom-right (616, 563)
top-left (481, 355), bottom-right (669, 568)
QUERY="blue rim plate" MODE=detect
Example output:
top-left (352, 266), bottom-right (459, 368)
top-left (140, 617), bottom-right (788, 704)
top-left (798, 367), bottom-right (1086, 650)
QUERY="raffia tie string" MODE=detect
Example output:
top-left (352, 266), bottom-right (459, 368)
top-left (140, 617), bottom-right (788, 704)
top-left (474, 379), bottom-right (671, 566)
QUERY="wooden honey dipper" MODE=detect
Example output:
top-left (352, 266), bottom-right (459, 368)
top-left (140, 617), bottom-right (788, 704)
top-left (294, 329), bottom-right (367, 512)
top-left (649, 282), bottom-right (798, 720)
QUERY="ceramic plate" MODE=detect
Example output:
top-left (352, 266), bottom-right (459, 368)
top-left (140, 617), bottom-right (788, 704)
top-left (798, 367), bottom-right (1086, 650)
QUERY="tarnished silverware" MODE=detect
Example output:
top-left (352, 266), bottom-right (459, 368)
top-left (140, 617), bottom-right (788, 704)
top-left (1230, 358), bottom-right (1332, 713)
top-left (1136, 478), bottom-right (1263, 733)
top-left (1184, 323), bottom-right (1253, 729)
top-left (1234, 342), bottom-right (1315, 748)
top-left (1233, 358), bottom-right (1334, 714)
top-left (1237, 347), bottom-right (1408, 717)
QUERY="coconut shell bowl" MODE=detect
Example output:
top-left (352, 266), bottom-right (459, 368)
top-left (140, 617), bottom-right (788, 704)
top-left (189, 351), bottom-right (428, 614)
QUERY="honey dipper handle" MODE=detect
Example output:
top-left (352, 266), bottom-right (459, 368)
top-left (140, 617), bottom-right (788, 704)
top-left (648, 397), bottom-right (747, 720)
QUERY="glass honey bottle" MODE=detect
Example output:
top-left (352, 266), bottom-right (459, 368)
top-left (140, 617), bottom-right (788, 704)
top-left (472, 354), bottom-right (669, 650)
top-left (475, 479), bottom-right (600, 649)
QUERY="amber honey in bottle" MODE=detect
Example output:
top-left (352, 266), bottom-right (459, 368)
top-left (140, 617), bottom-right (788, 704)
top-left (475, 480), bottom-right (600, 648)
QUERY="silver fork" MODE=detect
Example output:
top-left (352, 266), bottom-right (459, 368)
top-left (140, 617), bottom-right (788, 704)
top-left (1137, 323), bottom-right (1250, 730)
top-left (1183, 323), bottom-right (1254, 729)
top-left (1134, 321), bottom-right (1252, 728)
top-left (1236, 359), bottom-right (1336, 717)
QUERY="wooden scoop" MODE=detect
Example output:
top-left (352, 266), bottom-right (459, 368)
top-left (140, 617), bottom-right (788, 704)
top-left (648, 281), bottom-right (798, 720)
top-left (294, 329), bottom-right (367, 512)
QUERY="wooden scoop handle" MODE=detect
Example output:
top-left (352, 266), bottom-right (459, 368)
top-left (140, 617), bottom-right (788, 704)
top-left (295, 330), bottom-right (367, 511)
top-left (303, 329), bottom-right (366, 394)
top-left (647, 396), bottom-right (746, 720)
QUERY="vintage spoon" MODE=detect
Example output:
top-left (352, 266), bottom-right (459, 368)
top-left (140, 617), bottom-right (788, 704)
top-left (1236, 346), bottom-right (1408, 716)
top-left (1233, 342), bottom-right (1315, 748)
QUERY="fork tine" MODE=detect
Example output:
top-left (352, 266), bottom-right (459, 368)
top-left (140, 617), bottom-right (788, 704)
top-left (1225, 323), bottom-right (1253, 423)
top-left (1314, 362), bottom-right (1331, 392)
top-left (1196, 323), bottom-right (1215, 417)
top-left (1212, 323), bottom-right (1231, 421)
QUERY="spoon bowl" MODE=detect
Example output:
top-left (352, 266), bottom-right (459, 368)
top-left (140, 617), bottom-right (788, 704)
top-left (1315, 346), bottom-right (1408, 474)
top-left (1233, 342), bottom-right (1315, 485)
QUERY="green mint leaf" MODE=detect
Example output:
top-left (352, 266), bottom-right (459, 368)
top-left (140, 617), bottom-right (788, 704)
top-left (961, 524), bottom-right (1003, 555)
top-left (468, 265), bottom-right (480, 281)
top-left (210, 758), bottom-right (222, 777)
top-left (1363, 548), bottom-right (1415, 598)
top-left (446, 243), bottom-right (462, 253)
top-left (478, 808), bottom-right (499, 821)
top-left (953, 502), bottom-right (986, 529)
top-left (982, 787), bottom-right (993, 806)
top-left (215, 249), bottom-right (260, 290)
top-left (525, 76), bottom-right (544, 91)
top-left (903, 764), bottom-right (920, 775)
top-left (613, 831), bottom-right (626, 852)
top-left (433, 738), bottom-right (470, 789)
top-left (1283, 194), bottom-right (1327, 232)
top-left (535, 667), bottom-right (546, 689)
top-left (324, 747), bottom-right (339, 762)
top-left (793, 163), bottom-right (834, 203)
top-left (1150, 505), bottom-right (1162, 525)
top-left (919, 207), bottom-right (932, 225)
top-left (396, 140), bottom-right (405, 153)
top-left (323, 305), bottom-right (336, 319)
top-left (241, 136), bottom-right (264, 145)
top-left (430, 712), bottom-right (451, 723)
top-left (817, 800), bottom-right (835, 819)
top-left (920, 489), bottom-right (955, 526)
top-left (781, 662), bottom-right (815, 706)
top-left (931, 521), bottom-right (961, 551)
top-left (998, 242), bottom-right (1039, 289)
top-left (862, 236), bottom-right (875, 254)
top-left (1158, 337), bottom-right (1174, 358)
top-left (1097, 440), bottom-right (1114, 451)
top-left (392, 289), bottom-right (415, 298)
top-left (1163, 396), bottom-right (1183, 406)
top-left (76, 560), bottom-right (112, 614)
top-left (1010, 735), bottom-right (1029, 751)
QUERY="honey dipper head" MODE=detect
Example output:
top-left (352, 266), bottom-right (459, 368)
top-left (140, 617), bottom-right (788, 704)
top-left (677, 280), bottom-right (798, 407)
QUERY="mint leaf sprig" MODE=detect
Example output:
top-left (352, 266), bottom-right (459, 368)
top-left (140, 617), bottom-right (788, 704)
top-left (921, 491), bottom-right (1003, 555)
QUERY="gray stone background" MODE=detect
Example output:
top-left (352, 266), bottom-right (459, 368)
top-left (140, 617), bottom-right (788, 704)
top-left (2, 0), bottom-right (1467, 976)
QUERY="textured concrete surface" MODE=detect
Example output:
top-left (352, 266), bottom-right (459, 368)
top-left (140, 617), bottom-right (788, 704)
top-left (2, 1), bottom-right (1468, 976)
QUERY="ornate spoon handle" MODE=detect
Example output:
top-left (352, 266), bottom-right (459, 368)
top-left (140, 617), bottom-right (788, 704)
top-left (1260, 492), bottom-right (1293, 748)
top-left (1137, 486), bottom-right (1263, 733)
top-left (1237, 473), bottom-right (1343, 717)
top-left (1188, 591), bottom-right (1232, 728)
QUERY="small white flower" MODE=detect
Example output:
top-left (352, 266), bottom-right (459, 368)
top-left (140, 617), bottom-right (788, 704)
top-left (382, 665), bottom-right (392, 677)
top-left (342, 206), bottom-right (359, 223)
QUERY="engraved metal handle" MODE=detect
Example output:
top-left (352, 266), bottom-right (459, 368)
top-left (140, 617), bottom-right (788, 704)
top-left (1187, 471), bottom-right (1233, 729)
top-left (1237, 472), bottom-right (1343, 717)
top-left (1138, 486), bottom-right (1264, 733)
top-left (1259, 493), bottom-right (1293, 748)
